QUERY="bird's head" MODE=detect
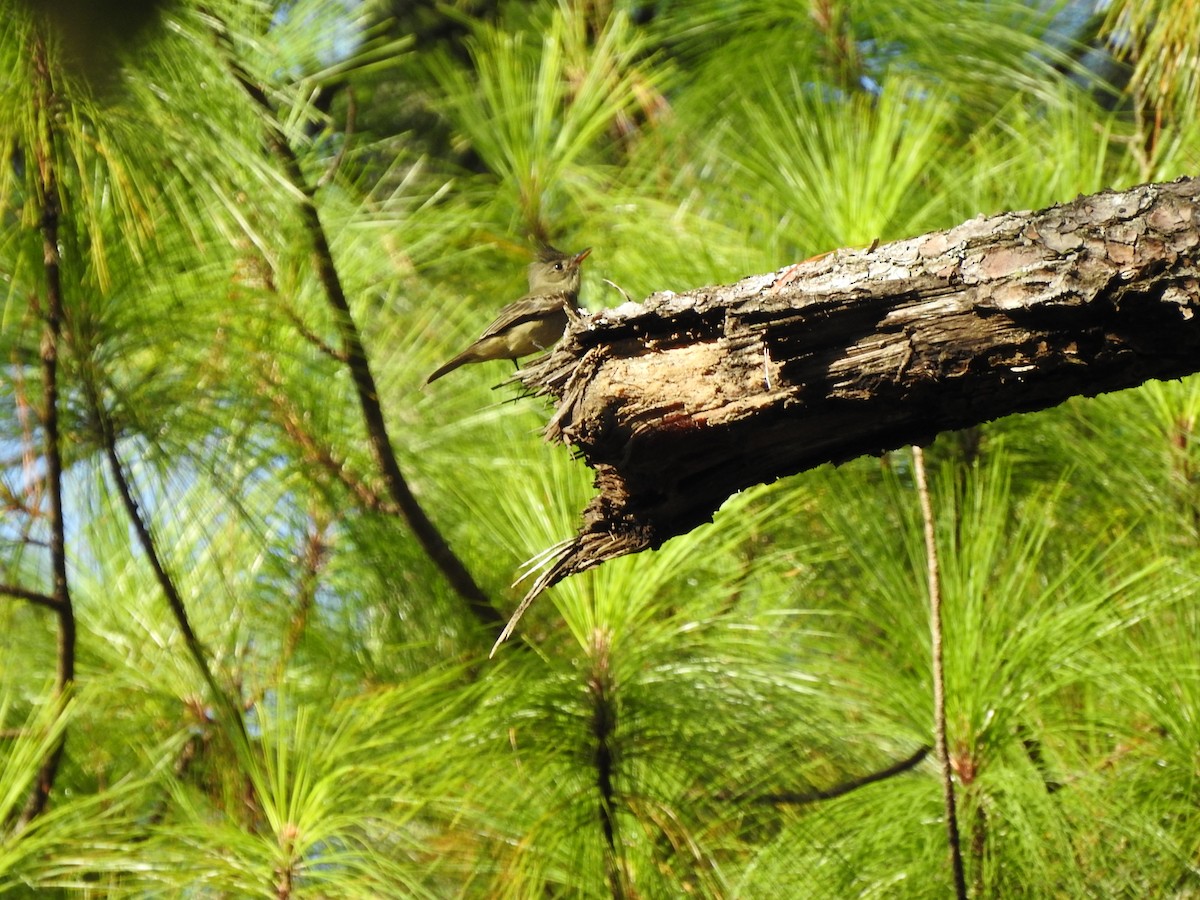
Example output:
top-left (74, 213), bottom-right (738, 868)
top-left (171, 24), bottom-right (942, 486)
top-left (528, 244), bottom-right (591, 295)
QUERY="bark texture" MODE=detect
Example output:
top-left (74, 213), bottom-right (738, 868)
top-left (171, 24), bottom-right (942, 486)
top-left (518, 177), bottom-right (1200, 595)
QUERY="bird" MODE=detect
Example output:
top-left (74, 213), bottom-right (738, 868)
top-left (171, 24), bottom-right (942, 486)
top-left (424, 244), bottom-right (591, 385)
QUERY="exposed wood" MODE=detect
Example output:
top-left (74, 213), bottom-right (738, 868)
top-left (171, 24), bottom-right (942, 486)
top-left (517, 177), bottom-right (1200, 599)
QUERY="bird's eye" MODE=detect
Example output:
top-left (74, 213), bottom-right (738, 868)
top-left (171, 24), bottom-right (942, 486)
top-left (553, 262), bottom-right (564, 271)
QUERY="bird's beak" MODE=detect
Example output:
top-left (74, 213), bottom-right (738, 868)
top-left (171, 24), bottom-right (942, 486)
top-left (572, 247), bottom-right (592, 266)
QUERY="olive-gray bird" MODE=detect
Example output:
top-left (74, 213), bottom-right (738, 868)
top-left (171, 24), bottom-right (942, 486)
top-left (425, 245), bottom-right (591, 385)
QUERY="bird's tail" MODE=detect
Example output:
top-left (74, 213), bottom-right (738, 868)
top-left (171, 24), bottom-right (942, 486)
top-left (424, 348), bottom-right (482, 385)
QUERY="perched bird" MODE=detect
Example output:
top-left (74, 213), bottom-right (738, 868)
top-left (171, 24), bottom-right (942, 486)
top-left (425, 245), bottom-right (591, 385)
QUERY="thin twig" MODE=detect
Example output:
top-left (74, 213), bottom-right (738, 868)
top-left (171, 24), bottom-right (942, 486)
top-left (912, 445), bottom-right (968, 899)
top-left (601, 278), bottom-right (632, 303)
top-left (0, 582), bottom-right (61, 610)
top-left (281, 306), bottom-right (349, 363)
top-left (256, 368), bottom-right (398, 513)
top-left (749, 744), bottom-right (931, 805)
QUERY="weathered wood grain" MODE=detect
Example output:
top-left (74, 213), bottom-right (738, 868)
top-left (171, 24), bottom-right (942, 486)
top-left (514, 177), bottom-right (1200, 607)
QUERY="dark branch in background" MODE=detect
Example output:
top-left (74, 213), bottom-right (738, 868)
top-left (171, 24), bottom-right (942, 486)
top-left (748, 745), bottom-right (930, 805)
top-left (85, 373), bottom-right (252, 751)
top-left (0, 582), bottom-right (61, 610)
top-left (512, 177), bottom-right (1200, 618)
top-left (18, 29), bottom-right (77, 829)
top-left (280, 306), bottom-right (348, 363)
top-left (206, 15), bottom-right (502, 635)
top-left (913, 446), bottom-right (967, 899)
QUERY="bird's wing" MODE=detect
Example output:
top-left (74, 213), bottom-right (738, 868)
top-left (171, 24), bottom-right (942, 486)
top-left (478, 293), bottom-right (569, 339)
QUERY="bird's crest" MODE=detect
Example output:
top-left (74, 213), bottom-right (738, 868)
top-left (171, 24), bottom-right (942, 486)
top-left (535, 242), bottom-right (568, 263)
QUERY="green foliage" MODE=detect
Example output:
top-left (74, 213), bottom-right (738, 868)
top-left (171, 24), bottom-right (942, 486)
top-left (424, 3), bottom-right (662, 239)
top-left (726, 76), bottom-right (955, 253)
top-left (1, 0), bottom-right (1200, 896)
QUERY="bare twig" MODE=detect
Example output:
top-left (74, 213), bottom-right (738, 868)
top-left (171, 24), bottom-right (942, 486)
top-left (0, 582), bottom-right (61, 610)
top-left (280, 306), bottom-right (348, 363)
top-left (749, 744), bottom-right (931, 805)
top-left (601, 278), bottom-right (632, 304)
top-left (912, 445), bottom-right (968, 899)
top-left (256, 367), bottom-right (398, 513)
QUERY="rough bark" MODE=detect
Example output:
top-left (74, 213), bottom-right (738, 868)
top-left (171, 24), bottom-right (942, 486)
top-left (517, 177), bottom-right (1200, 596)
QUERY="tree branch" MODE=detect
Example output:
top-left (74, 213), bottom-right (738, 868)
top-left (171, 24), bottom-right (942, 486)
top-left (19, 28), bottom-right (76, 828)
top-left (515, 177), bottom-right (1200, 606)
top-left (256, 367), bottom-right (398, 514)
top-left (913, 446), bottom-right (967, 898)
top-left (208, 18), bottom-right (502, 634)
top-left (748, 744), bottom-right (931, 805)
top-left (80, 362), bottom-right (252, 753)
top-left (0, 582), bottom-right (61, 611)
